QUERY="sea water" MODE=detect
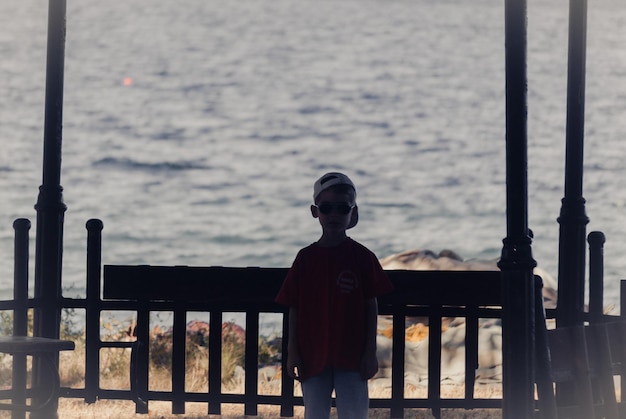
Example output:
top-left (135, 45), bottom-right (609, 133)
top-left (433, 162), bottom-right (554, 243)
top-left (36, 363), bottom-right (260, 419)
top-left (1, 0), bottom-right (625, 313)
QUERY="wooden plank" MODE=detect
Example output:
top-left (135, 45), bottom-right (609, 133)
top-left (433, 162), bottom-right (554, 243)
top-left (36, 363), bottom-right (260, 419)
top-left (0, 336), bottom-right (74, 354)
top-left (103, 265), bottom-right (287, 302)
top-left (382, 270), bottom-right (501, 306)
top-left (103, 265), bottom-right (502, 307)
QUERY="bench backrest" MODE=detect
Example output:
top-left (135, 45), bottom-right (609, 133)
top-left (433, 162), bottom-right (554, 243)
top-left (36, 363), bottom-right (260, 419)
top-left (102, 265), bottom-right (504, 417)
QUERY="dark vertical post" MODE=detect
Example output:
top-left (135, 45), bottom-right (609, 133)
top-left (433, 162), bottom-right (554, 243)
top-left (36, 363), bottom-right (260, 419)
top-left (279, 312), bottom-right (295, 417)
top-left (499, 0), bottom-right (537, 417)
top-left (13, 219), bottom-right (31, 337)
top-left (587, 231), bottom-right (605, 323)
top-left (172, 308), bottom-right (186, 414)
top-left (244, 311), bottom-right (260, 416)
top-left (556, 0), bottom-right (589, 328)
top-left (534, 276), bottom-right (558, 418)
top-left (32, 1), bottom-right (67, 418)
top-left (85, 219), bottom-right (103, 403)
top-left (208, 311), bottom-right (223, 415)
top-left (390, 308), bottom-right (406, 418)
top-left (12, 219), bottom-right (30, 419)
top-left (132, 303), bottom-right (150, 414)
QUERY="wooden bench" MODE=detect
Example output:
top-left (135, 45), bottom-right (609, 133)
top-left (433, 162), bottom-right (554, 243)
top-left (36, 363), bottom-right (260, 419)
top-left (0, 336), bottom-right (75, 418)
top-left (102, 265), bottom-right (507, 418)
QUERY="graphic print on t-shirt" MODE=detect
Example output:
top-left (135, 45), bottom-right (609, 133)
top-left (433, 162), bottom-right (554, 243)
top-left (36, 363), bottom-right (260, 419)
top-left (336, 270), bottom-right (359, 294)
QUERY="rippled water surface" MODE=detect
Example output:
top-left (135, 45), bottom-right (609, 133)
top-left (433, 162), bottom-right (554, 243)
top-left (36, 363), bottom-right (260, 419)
top-left (1, 0), bottom-right (625, 307)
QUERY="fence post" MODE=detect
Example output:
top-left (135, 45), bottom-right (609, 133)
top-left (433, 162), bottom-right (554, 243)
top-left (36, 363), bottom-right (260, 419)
top-left (13, 219), bottom-right (31, 336)
top-left (587, 231), bottom-right (605, 323)
top-left (12, 218), bottom-right (31, 419)
top-left (244, 310), bottom-right (260, 416)
top-left (132, 302), bottom-right (150, 414)
top-left (279, 311), bottom-right (295, 417)
top-left (172, 308), bottom-right (186, 414)
top-left (208, 311), bottom-right (223, 415)
top-left (390, 307), bottom-right (406, 418)
top-left (85, 219), bottom-right (103, 403)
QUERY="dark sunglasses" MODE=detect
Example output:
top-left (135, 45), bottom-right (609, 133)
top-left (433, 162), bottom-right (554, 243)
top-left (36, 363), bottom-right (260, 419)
top-left (315, 203), bottom-right (354, 215)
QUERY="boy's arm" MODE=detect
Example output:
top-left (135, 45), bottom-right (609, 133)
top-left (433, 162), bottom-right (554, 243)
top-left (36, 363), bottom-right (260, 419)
top-left (287, 307), bottom-right (302, 380)
top-left (361, 297), bottom-right (379, 380)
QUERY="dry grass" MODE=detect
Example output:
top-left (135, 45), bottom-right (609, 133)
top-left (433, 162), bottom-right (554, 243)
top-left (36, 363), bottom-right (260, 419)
top-left (0, 313), bottom-right (504, 418)
top-left (51, 367), bottom-right (503, 419)
top-left (54, 397), bottom-right (503, 419)
top-left (52, 361), bottom-right (503, 418)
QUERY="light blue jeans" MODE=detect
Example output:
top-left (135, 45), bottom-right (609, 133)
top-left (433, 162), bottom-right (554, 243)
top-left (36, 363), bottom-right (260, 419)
top-left (301, 367), bottom-right (369, 419)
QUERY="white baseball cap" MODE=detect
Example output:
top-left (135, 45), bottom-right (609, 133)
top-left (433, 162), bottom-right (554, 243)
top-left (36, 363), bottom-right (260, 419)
top-left (313, 172), bottom-right (356, 201)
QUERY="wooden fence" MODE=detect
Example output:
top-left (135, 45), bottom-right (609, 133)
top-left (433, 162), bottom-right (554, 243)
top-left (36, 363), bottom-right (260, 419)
top-left (3, 218), bottom-right (598, 419)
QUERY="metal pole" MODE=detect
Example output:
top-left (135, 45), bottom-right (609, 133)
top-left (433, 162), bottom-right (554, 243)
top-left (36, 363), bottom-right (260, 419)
top-left (32, 0), bottom-right (67, 417)
top-left (499, 0), bottom-right (537, 417)
top-left (556, 0), bottom-right (589, 328)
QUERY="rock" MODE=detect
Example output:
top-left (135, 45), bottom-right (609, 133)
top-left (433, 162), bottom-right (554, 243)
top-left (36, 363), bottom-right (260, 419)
top-left (379, 248), bottom-right (558, 308)
top-left (374, 248), bottom-right (557, 386)
top-left (374, 321), bottom-right (503, 386)
top-left (379, 249), bottom-right (495, 271)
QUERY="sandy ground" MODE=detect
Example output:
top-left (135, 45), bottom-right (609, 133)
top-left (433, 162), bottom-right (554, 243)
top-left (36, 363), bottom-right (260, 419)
top-left (46, 392), bottom-right (502, 419)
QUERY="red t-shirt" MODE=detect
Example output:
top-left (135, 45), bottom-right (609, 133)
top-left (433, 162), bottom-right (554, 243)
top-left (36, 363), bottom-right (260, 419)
top-left (275, 238), bottom-right (393, 379)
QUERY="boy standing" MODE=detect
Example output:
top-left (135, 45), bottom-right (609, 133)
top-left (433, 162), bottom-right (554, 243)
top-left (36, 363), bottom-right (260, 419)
top-left (276, 172), bottom-right (393, 419)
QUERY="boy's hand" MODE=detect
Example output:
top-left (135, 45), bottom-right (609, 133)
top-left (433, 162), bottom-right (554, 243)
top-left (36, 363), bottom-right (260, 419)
top-left (360, 351), bottom-right (378, 380)
top-left (287, 351), bottom-right (303, 381)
